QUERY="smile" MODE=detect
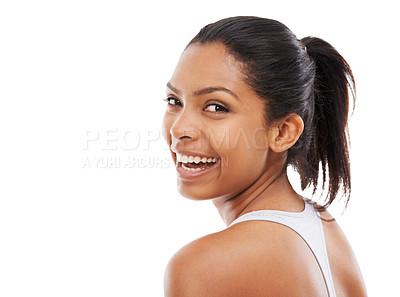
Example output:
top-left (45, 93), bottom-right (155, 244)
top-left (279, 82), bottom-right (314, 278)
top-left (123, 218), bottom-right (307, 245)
top-left (175, 153), bottom-right (220, 177)
top-left (177, 153), bottom-right (217, 164)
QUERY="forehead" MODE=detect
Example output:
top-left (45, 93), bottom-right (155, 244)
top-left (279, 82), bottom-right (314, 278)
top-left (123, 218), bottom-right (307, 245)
top-left (168, 43), bottom-right (248, 94)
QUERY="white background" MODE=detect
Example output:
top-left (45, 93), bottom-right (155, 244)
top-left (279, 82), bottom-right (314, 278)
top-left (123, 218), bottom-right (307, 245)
top-left (0, 0), bottom-right (399, 296)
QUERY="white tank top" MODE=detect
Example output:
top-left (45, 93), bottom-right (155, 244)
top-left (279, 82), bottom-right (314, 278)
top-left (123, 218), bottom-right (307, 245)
top-left (229, 198), bottom-right (336, 297)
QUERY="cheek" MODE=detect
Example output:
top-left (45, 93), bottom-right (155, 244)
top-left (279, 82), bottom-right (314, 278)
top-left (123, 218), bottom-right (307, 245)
top-left (206, 128), bottom-right (231, 151)
top-left (221, 127), bottom-right (269, 179)
top-left (224, 126), bottom-right (269, 154)
top-left (252, 127), bottom-right (269, 149)
top-left (162, 112), bottom-right (172, 144)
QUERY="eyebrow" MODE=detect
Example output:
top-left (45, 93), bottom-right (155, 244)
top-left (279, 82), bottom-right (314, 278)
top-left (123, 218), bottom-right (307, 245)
top-left (166, 82), bottom-right (240, 102)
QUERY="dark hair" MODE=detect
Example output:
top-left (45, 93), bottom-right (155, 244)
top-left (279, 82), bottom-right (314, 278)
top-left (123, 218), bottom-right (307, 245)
top-left (187, 16), bottom-right (355, 210)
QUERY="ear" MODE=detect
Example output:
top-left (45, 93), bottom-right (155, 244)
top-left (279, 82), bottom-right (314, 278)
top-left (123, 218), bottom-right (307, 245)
top-left (268, 114), bottom-right (304, 153)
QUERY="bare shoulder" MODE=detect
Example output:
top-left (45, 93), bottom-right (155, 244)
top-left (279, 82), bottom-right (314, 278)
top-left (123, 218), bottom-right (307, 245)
top-left (165, 221), bottom-right (328, 297)
top-left (320, 211), bottom-right (368, 297)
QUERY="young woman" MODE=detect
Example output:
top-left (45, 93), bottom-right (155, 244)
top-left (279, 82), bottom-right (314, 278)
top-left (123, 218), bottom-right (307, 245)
top-left (162, 16), bottom-right (367, 297)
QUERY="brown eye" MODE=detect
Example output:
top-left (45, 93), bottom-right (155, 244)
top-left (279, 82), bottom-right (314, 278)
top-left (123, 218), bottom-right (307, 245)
top-left (204, 103), bottom-right (229, 113)
top-left (163, 97), bottom-right (182, 106)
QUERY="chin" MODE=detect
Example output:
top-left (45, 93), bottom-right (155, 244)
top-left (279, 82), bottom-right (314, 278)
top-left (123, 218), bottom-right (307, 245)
top-left (177, 181), bottom-right (221, 201)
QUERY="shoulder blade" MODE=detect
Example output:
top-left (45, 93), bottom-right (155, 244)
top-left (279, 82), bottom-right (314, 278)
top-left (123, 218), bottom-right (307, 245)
top-left (165, 220), bottom-right (329, 297)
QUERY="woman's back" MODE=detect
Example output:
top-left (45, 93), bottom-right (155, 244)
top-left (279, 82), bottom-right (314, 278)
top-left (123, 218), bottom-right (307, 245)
top-left (228, 199), bottom-right (337, 296)
top-left (321, 212), bottom-right (367, 296)
top-left (165, 202), bottom-right (367, 297)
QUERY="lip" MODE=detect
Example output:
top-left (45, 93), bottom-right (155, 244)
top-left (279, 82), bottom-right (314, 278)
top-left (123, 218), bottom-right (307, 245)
top-left (175, 158), bottom-right (221, 180)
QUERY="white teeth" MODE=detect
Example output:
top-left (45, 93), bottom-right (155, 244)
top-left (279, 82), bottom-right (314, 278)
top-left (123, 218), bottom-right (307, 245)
top-left (176, 153), bottom-right (218, 164)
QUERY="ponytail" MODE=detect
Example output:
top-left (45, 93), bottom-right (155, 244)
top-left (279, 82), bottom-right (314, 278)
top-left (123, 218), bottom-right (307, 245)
top-left (300, 37), bottom-right (356, 209)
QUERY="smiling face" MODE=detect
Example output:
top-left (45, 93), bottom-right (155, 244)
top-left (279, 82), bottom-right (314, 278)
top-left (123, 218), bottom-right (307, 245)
top-left (162, 43), bottom-right (273, 201)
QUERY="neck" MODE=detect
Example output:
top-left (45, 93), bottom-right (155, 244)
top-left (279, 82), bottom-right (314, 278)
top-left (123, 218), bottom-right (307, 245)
top-left (212, 167), bottom-right (304, 226)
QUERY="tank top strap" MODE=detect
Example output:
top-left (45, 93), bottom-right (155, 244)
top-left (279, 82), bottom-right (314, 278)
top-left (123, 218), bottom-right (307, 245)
top-left (228, 199), bottom-right (336, 297)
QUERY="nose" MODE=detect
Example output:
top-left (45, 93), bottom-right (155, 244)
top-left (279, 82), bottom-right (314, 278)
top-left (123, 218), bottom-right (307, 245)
top-left (169, 109), bottom-right (200, 144)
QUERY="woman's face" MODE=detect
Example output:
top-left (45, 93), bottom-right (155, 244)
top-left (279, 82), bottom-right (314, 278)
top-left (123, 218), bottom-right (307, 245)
top-left (162, 43), bottom-right (272, 201)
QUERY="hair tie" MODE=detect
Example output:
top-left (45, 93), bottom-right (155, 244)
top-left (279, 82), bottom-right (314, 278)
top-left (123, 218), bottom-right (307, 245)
top-left (299, 40), bottom-right (307, 54)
